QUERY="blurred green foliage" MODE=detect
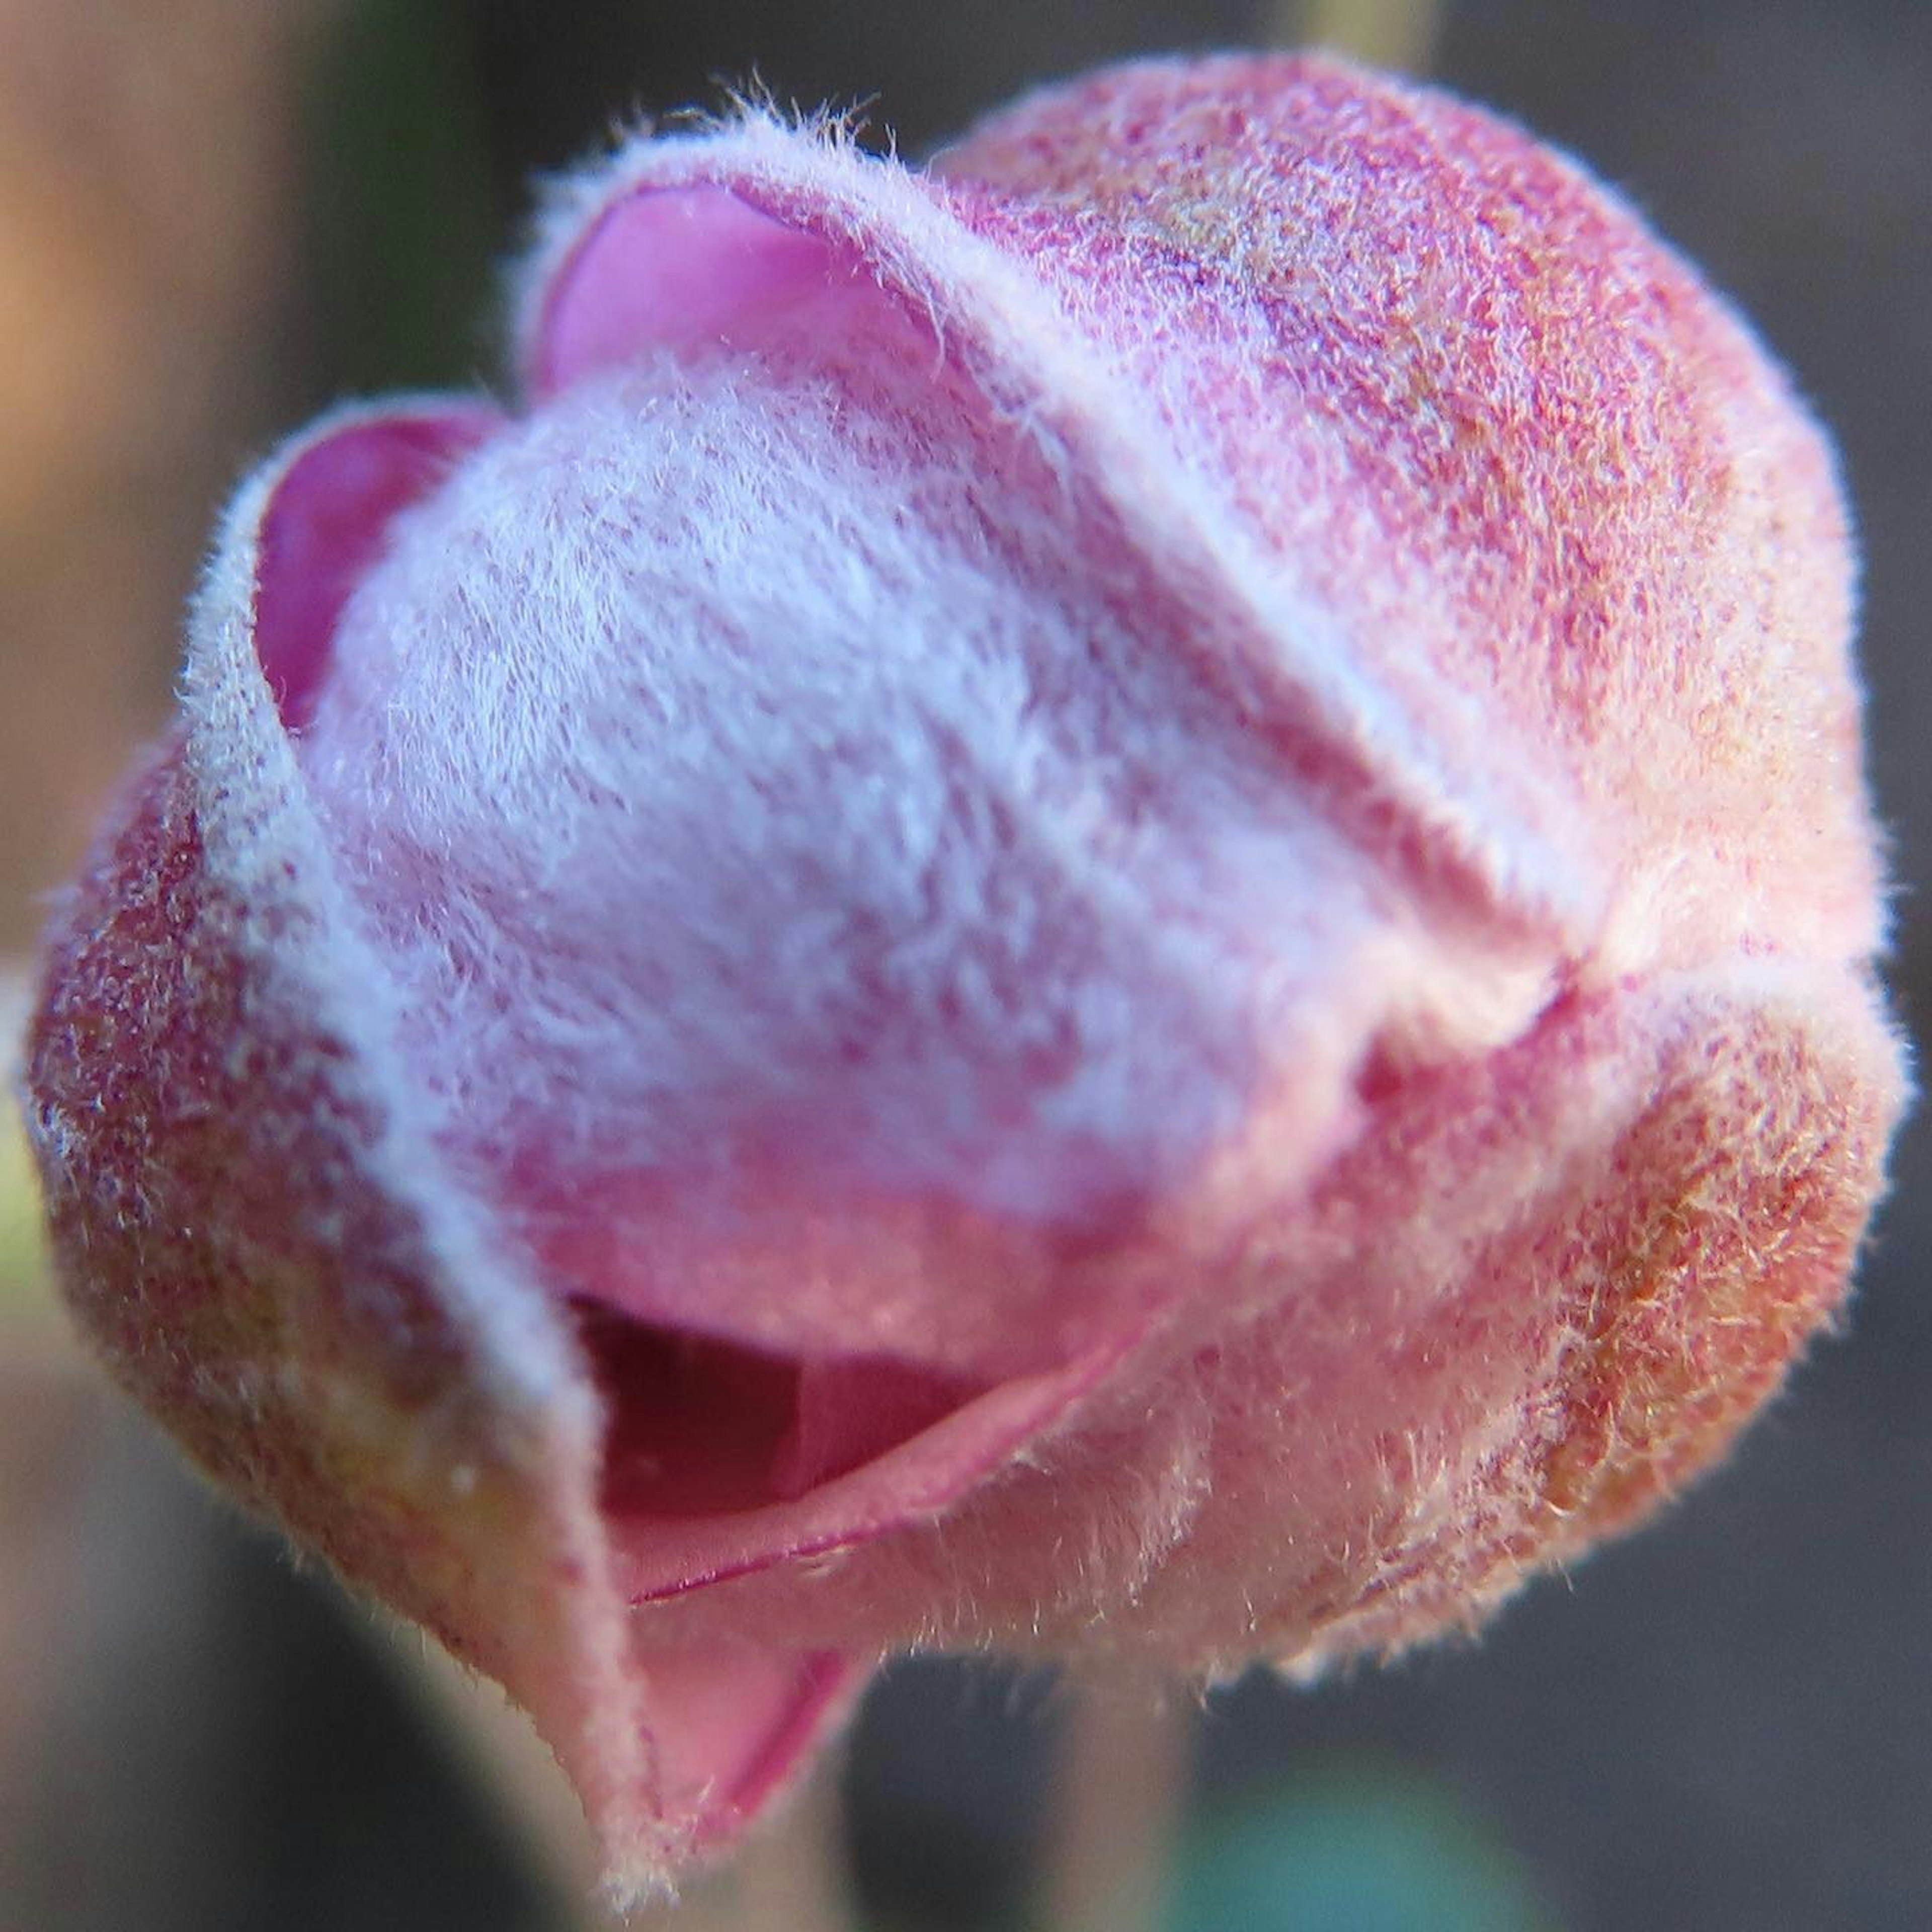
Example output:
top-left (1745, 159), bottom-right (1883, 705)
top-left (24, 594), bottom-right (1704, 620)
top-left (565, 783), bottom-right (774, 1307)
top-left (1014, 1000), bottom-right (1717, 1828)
top-left (0, 1098), bottom-right (52, 1332)
top-left (1166, 1768), bottom-right (1558, 1932)
top-left (303, 0), bottom-right (502, 397)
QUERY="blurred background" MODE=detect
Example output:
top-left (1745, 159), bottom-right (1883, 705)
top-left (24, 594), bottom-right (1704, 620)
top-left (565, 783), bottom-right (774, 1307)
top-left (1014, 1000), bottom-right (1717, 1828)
top-left (0, 2), bottom-right (1925, 1928)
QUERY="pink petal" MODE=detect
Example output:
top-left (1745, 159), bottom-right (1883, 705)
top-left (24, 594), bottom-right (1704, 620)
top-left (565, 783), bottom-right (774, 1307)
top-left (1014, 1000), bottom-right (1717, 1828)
top-left (255, 403), bottom-right (501, 728)
top-left (309, 151), bottom-right (1574, 1607)
top-left (531, 183), bottom-right (854, 398)
top-left (641, 1647), bottom-right (859, 1855)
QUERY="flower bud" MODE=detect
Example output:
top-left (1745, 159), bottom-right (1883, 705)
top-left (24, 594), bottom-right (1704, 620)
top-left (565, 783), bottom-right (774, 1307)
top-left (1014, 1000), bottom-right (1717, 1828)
top-left (23, 55), bottom-right (1905, 1898)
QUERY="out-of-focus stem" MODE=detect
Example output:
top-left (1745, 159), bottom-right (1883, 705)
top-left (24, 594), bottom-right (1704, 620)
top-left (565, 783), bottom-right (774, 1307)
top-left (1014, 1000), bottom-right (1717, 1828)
top-left (630, 1759), bottom-right (856, 1932)
top-left (1264, 0), bottom-right (1443, 71)
top-left (738, 1760), bottom-right (858, 1932)
top-left (1037, 1674), bottom-right (1194, 1932)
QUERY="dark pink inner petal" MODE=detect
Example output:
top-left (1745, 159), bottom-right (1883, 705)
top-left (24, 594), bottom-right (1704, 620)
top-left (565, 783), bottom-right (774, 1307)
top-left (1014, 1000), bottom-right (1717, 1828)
top-left (585, 1328), bottom-right (1131, 1614)
top-left (255, 408), bottom-right (499, 728)
top-left (576, 1300), bottom-right (985, 1520)
top-left (530, 184), bottom-right (859, 397)
top-left (776, 1356), bottom-right (986, 1499)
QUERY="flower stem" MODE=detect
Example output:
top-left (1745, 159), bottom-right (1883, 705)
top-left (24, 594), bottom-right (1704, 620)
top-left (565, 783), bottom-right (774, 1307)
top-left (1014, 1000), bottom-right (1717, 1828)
top-left (1264, 0), bottom-right (1443, 72)
top-left (737, 1758), bottom-right (858, 1932)
top-left (1037, 1674), bottom-right (1194, 1932)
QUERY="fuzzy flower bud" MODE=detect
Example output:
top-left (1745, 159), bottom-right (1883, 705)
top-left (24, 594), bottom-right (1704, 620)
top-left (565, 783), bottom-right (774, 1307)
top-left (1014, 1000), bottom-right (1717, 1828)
top-left (23, 55), bottom-right (1905, 1898)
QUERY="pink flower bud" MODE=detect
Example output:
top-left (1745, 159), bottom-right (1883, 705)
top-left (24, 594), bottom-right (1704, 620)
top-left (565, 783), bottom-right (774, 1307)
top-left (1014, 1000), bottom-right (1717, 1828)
top-left (23, 54), bottom-right (1906, 1898)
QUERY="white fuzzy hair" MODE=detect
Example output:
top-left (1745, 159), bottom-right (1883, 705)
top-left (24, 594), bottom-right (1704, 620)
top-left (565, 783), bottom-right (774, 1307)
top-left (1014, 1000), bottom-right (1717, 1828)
top-left (300, 337), bottom-right (1406, 1246)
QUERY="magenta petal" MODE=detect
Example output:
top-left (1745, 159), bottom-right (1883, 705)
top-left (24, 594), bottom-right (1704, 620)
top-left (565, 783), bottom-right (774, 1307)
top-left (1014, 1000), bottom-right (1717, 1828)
top-left (532, 184), bottom-right (851, 397)
top-left (254, 404), bottom-right (500, 728)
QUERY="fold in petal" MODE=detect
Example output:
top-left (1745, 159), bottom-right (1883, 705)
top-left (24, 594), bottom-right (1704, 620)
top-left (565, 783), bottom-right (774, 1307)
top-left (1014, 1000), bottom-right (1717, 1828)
top-left (515, 112), bottom-right (1604, 952)
top-left (935, 55), bottom-right (1880, 974)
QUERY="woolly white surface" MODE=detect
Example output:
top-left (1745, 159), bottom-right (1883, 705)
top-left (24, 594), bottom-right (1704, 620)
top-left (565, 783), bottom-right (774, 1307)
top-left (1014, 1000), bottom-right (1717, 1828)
top-left (516, 111), bottom-right (1604, 948)
top-left (299, 348), bottom-right (1409, 1266)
